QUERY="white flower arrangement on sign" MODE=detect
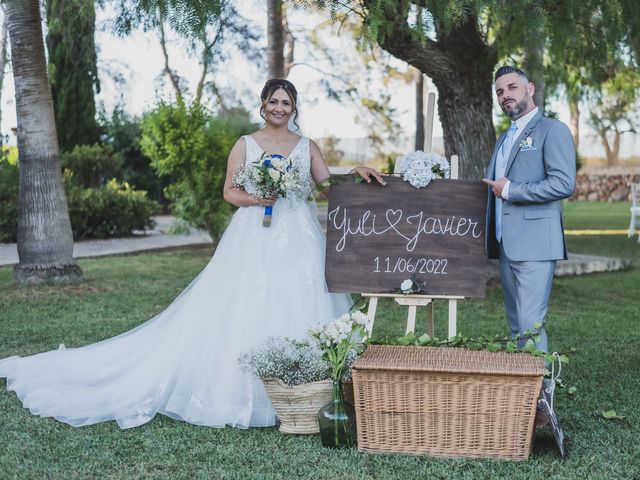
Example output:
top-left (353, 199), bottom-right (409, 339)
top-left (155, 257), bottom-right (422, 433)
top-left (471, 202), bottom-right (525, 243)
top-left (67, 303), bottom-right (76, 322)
top-left (309, 311), bottom-right (369, 381)
top-left (399, 274), bottom-right (427, 294)
top-left (398, 150), bottom-right (450, 188)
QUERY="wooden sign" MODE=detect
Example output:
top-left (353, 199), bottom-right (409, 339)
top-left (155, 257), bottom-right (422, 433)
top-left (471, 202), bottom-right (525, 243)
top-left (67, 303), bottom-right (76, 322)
top-left (325, 176), bottom-right (488, 297)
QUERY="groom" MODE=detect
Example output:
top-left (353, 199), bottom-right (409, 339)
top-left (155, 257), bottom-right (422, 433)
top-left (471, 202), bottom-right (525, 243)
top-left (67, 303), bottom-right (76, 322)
top-left (483, 66), bottom-right (576, 353)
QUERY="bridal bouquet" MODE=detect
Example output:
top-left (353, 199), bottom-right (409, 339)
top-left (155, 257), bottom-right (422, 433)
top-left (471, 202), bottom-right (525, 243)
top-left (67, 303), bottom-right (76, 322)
top-left (398, 150), bottom-right (450, 188)
top-left (233, 153), bottom-right (310, 227)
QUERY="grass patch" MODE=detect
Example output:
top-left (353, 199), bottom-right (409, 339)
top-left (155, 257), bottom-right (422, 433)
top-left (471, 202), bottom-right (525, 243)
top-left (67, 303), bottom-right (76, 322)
top-left (0, 204), bottom-right (639, 479)
top-left (563, 200), bottom-right (631, 230)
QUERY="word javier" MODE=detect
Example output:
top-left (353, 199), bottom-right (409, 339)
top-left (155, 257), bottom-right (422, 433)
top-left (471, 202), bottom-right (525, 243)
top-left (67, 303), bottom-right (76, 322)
top-left (328, 206), bottom-right (483, 253)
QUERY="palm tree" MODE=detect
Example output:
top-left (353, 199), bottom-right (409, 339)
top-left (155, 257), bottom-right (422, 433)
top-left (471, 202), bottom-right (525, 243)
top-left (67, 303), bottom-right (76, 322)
top-left (5, 0), bottom-right (82, 284)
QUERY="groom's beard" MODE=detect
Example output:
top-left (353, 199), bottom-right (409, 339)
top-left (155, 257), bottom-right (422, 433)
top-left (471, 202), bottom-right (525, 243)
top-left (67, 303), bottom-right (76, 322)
top-left (501, 97), bottom-right (529, 118)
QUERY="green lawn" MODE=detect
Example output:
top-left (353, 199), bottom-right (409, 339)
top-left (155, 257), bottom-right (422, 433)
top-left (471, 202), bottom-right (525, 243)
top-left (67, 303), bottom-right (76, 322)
top-left (0, 202), bottom-right (639, 479)
top-left (563, 200), bottom-right (631, 230)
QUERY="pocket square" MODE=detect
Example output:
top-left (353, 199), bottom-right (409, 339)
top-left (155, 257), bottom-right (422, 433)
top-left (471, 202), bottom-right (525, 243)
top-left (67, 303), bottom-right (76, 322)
top-left (519, 136), bottom-right (536, 151)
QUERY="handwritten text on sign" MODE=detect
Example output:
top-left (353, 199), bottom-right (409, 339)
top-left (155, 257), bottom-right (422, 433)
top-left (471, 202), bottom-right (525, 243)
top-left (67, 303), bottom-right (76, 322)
top-left (324, 176), bottom-right (488, 297)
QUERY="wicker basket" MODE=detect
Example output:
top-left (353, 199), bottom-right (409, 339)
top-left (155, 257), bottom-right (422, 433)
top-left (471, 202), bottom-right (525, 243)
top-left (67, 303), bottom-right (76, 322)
top-left (261, 378), bottom-right (332, 434)
top-left (351, 345), bottom-right (544, 460)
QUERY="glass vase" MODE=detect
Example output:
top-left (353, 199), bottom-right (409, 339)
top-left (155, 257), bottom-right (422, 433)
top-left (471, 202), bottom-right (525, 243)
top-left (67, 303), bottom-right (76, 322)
top-left (317, 379), bottom-right (357, 448)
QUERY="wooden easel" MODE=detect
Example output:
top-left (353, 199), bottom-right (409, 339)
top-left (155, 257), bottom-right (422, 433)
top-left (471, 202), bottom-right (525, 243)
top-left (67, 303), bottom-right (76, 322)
top-left (363, 89), bottom-right (464, 339)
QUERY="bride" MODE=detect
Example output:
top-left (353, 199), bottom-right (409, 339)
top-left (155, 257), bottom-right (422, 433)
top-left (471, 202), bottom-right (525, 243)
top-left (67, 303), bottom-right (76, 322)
top-left (0, 79), bottom-right (384, 429)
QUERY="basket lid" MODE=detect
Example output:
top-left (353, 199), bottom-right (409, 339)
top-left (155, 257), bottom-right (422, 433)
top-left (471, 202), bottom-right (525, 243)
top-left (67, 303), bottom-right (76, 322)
top-left (352, 345), bottom-right (544, 376)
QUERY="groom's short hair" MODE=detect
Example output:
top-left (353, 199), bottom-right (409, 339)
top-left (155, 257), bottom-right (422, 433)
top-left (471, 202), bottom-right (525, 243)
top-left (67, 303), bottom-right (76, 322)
top-left (494, 66), bottom-right (529, 83)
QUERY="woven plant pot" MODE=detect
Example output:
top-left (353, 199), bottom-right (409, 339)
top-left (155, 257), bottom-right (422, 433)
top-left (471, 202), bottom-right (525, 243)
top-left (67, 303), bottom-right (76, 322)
top-left (261, 378), bottom-right (333, 434)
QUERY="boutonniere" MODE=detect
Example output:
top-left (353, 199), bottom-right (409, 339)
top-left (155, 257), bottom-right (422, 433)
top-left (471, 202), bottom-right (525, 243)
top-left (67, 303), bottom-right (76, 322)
top-left (519, 136), bottom-right (536, 150)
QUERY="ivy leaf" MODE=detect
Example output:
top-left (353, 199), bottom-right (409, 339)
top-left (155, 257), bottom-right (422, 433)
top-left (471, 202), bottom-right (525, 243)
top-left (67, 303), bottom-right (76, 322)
top-left (486, 343), bottom-right (501, 353)
top-left (533, 322), bottom-right (543, 330)
top-left (559, 354), bottom-right (570, 365)
top-left (602, 410), bottom-right (625, 420)
top-left (417, 333), bottom-right (431, 346)
top-left (354, 176), bottom-right (364, 184)
top-left (567, 386), bottom-right (577, 395)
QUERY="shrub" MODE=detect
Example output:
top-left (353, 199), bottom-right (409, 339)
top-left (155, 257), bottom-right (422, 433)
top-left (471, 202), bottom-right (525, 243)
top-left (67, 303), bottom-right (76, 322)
top-left (65, 178), bottom-right (159, 240)
top-left (0, 150), bottom-right (19, 242)
top-left (141, 101), bottom-right (257, 241)
top-left (60, 143), bottom-right (123, 188)
top-left (0, 148), bottom-right (158, 242)
top-left (103, 108), bottom-right (169, 207)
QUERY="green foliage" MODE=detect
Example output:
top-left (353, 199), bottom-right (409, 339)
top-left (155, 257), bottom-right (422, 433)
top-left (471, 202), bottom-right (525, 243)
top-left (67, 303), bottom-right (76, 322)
top-left (140, 101), bottom-right (257, 241)
top-left (103, 108), bottom-right (169, 207)
top-left (602, 410), bottom-right (626, 420)
top-left (65, 178), bottom-right (159, 240)
top-left (588, 68), bottom-right (640, 141)
top-left (60, 144), bottom-right (123, 188)
top-left (0, 151), bottom-right (19, 242)
top-left (0, 145), bottom-right (157, 242)
top-left (46, 0), bottom-right (100, 152)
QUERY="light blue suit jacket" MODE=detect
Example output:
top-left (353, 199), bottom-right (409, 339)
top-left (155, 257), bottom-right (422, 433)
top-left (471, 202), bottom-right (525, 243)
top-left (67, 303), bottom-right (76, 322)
top-left (485, 111), bottom-right (576, 261)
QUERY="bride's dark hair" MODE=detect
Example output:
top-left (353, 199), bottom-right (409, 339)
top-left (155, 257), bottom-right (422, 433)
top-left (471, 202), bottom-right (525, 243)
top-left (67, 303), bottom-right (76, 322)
top-left (260, 78), bottom-right (300, 130)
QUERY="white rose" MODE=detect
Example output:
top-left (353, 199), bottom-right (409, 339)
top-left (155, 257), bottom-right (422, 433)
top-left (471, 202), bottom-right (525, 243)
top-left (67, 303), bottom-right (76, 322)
top-left (400, 279), bottom-right (413, 292)
top-left (268, 169), bottom-right (281, 181)
top-left (272, 158), bottom-right (286, 172)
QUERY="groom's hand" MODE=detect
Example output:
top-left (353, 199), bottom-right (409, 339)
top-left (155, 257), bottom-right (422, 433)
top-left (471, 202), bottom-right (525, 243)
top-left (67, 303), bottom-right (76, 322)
top-left (351, 166), bottom-right (387, 186)
top-left (482, 177), bottom-right (507, 198)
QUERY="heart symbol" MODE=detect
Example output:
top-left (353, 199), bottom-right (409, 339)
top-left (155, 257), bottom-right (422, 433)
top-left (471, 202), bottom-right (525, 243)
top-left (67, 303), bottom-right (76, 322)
top-left (385, 209), bottom-right (403, 227)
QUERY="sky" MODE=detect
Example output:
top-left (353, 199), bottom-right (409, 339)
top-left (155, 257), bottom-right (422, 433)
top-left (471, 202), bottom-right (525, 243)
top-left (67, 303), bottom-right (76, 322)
top-left (1, 1), bottom-right (633, 160)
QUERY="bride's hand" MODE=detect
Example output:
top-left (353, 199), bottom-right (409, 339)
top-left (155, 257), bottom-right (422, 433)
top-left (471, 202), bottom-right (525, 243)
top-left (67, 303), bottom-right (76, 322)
top-left (350, 166), bottom-right (387, 186)
top-left (252, 196), bottom-right (278, 207)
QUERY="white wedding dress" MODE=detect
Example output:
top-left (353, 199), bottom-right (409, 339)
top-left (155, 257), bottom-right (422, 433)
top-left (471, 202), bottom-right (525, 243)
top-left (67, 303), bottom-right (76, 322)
top-left (0, 136), bottom-right (351, 429)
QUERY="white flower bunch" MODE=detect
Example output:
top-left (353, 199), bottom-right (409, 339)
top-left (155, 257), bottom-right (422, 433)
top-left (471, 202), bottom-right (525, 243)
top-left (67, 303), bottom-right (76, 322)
top-left (398, 150), bottom-right (450, 188)
top-left (399, 274), bottom-right (427, 295)
top-left (238, 337), bottom-right (329, 387)
top-left (309, 311), bottom-right (369, 381)
top-left (233, 152), bottom-right (310, 206)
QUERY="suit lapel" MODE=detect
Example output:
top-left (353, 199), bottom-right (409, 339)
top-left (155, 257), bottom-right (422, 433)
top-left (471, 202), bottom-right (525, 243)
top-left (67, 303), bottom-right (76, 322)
top-left (505, 110), bottom-right (543, 174)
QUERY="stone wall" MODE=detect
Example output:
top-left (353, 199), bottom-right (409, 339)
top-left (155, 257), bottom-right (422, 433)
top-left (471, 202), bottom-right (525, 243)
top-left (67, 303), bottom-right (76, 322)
top-left (572, 167), bottom-right (640, 202)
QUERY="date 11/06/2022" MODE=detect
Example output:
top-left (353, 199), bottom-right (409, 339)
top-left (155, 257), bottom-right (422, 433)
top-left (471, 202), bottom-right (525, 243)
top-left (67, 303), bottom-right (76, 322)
top-left (373, 256), bottom-right (448, 275)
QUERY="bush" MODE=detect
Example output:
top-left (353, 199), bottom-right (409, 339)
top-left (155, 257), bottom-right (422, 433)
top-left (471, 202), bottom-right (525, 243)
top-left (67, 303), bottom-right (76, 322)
top-left (103, 108), bottom-right (170, 208)
top-left (141, 101), bottom-right (257, 241)
top-left (60, 144), bottom-right (123, 188)
top-left (65, 178), bottom-right (159, 240)
top-left (0, 148), bottom-right (159, 242)
top-left (0, 149), bottom-right (19, 242)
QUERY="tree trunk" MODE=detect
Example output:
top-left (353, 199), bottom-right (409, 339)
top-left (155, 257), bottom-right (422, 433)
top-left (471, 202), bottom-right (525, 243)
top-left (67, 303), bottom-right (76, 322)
top-left (373, 6), bottom-right (496, 179)
top-left (600, 131), bottom-right (617, 167)
top-left (568, 91), bottom-right (580, 150)
top-left (267, 0), bottom-right (284, 79)
top-left (6, 0), bottom-right (82, 284)
top-left (523, 24), bottom-right (545, 109)
top-left (414, 68), bottom-right (424, 150)
top-left (0, 9), bottom-right (7, 142)
top-left (612, 131), bottom-right (621, 166)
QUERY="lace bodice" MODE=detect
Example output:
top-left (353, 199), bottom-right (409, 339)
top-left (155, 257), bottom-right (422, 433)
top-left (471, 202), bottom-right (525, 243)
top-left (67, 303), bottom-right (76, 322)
top-left (243, 135), bottom-right (311, 171)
